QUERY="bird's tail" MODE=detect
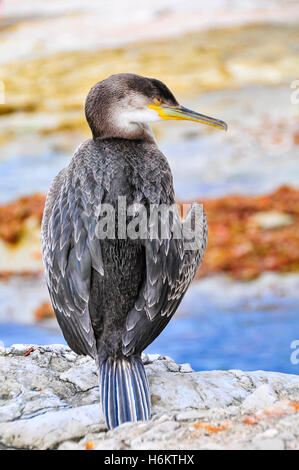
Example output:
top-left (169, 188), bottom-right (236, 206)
top-left (99, 355), bottom-right (151, 429)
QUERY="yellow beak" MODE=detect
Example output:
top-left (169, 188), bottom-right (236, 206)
top-left (148, 104), bottom-right (227, 131)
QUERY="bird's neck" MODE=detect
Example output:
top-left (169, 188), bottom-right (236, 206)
top-left (93, 123), bottom-right (156, 144)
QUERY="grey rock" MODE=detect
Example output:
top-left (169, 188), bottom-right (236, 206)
top-left (242, 384), bottom-right (277, 410)
top-left (253, 438), bottom-right (285, 451)
top-left (93, 439), bottom-right (122, 450)
top-left (0, 404), bottom-right (103, 450)
top-left (251, 211), bottom-right (294, 230)
top-left (175, 410), bottom-right (211, 421)
top-left (259, 428), bottom-right (279, 439)
top-left (180, 363), bottom-right (193, 373)
top-left (0, 344), bottom-right (298, 450)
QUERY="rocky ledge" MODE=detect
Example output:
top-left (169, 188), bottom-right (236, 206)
top-left (0, 344), bottom-right (298, 450)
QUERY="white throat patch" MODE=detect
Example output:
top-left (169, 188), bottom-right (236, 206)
top-left (116, 107), bottom-right (162, 130)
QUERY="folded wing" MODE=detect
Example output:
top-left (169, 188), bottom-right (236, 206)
top-left (122, 204), bottom-right (208, 355)
top-left (41, 165), bottom-right (104, 359)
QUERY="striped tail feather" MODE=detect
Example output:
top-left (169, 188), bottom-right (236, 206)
top-left (99, 356), bottom-right (151, 429)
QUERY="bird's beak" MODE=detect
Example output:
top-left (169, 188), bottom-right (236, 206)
top-left (148, 104), bottom-right (227, 131)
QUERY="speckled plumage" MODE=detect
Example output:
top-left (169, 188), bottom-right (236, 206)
top-left (41, 74), bottom-right (208, 429)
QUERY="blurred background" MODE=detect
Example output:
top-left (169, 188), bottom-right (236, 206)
top-left (0, 0), bottom-right (299, 373)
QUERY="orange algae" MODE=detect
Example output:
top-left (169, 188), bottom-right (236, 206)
top-left (193, 422), bottom-right (228, 433)
top-left (34, 302), bottom-right (55, 322)
top-left (0, 194), bottom-right (45, 244)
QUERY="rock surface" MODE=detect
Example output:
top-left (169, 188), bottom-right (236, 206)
top-left (0, 344), bottom-right (298, 450)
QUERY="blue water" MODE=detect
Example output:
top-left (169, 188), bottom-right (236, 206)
top-left (146, 307), bottom-right (299, 374)
top-left (1, 287), bottom-right (298, 375)
top-left (0, 151), bottom-right (70, 204)
top-left (0, 323), bottom-right (65, 347)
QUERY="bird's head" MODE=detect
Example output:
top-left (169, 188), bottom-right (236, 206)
top-left (85, 73), bottom-right (227, 140)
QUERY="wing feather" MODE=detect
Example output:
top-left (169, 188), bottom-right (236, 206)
top-left (41, 158), bottom-right (104, 358)
top-left (122, 204), bottom-right (208, 355)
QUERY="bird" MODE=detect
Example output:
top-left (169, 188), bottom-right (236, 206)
top-left (41, 73), bottom-right (227, 430)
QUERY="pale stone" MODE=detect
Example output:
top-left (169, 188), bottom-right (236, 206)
top-left (93, 439), bottom-right (122, 450)
top-left (251, 211), bottom-right (294, 230)
top-left (176, 410), bottom-right (210, 421)
top-left (180, 363), bottom-right (193, 373)
top-left (0, 404), bottom-right (103, 450)
top-left (0, 345), bottom-right (298, 450)
top-left (260, 429), bottom-right (279, 439)
top-left (253, 438), bottom-right (285, 451)
top-left (242, 384), bottom-right (277, 410)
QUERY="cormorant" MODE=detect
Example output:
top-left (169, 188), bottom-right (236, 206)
top-left (41, 73), bottom-right (227, 429)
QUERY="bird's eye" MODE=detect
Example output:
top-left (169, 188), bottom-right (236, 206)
top-left (153, 98), bottom-right (162, 105)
